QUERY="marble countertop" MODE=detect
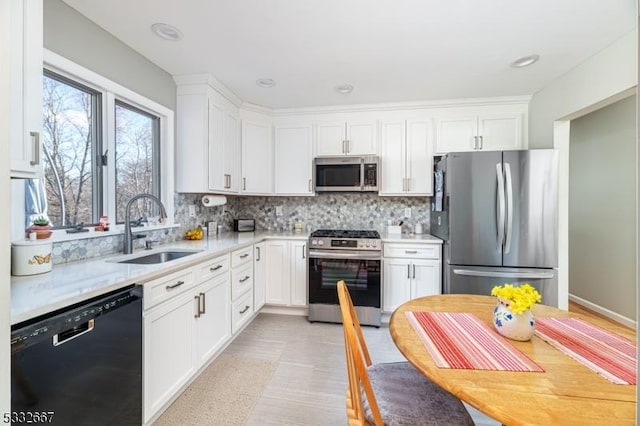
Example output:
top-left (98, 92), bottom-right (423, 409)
top-left (11, 230), bottom-right (441, 325)
top-left (11, 231), bottom-right (307, 325)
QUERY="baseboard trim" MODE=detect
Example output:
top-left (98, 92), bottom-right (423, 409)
top-left (261, 305), bottom-right (308, 316)
top-left (568, 294), bottom-right (637, 329)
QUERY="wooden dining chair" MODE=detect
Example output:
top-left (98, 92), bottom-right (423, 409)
top-left (337, 281), bottom-right (475, 426)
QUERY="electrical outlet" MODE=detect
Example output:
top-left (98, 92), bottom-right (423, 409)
top-left (404, 207), bottom-right (412, 218)
top-left (188, 204), bottom-right (196, 218)
top-left (275, 206), bottom-right (283, 216)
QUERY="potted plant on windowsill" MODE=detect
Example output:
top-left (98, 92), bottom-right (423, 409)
top-left (27, 216), bottom-right (53, 240)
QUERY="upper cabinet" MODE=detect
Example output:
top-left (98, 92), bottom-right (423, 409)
top-left (10, 0), bottom-right (43, 178)
top-left (379, 118), bottom-right (432, 196)
top-left (241, 119), bottom-right (273, 195)
top-left (175, 82), bottom-right (240, 194)
top-left (274, 124), bottom-right (314, 195)
top-left (434, 104), bottom-right (527, 154)
top-left (316, 120), bottom-right (377, 156)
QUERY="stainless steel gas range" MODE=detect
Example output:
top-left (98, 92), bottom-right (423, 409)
top-left (307, 229), bottom-right (381, 327)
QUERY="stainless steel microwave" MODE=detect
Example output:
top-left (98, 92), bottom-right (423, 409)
top-left (314, 156), bottom-right (379, 192)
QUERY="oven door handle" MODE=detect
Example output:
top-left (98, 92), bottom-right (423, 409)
top-left (308, 250), bottom-right (381, 260)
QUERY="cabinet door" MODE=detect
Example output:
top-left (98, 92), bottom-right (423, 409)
top-left (406, 119), bottom-right (432, 195)
top-left (274, 125), bottom-right (314, 195)
top-left (434, 116), bottom-right (477, 154)
top-left (194, 274), bottom-right (231, 367)
top-left (316, 122), bottom-right (346, 156)
top-left (382, 259), bottom-right (411, 312)
top-left (265, 240), bottom-right (290, 305)
top-left (144, 293), bottom-right (195, 422)
top-left (478, 114), bottom-right (522, 151)
top-left (176, 92), bottom-right (209, 192)
top-left (208, 102), bottom-right (226, 191)
top-left (290, 241), bottom-right (308, 306)
top-left (224, 111), bottom-right (240, 192)
top-left (241, 120), bottom-right (273, 194)
top-left (346, 121), bottom-right (377, 155)
top-left (411, 260), bottom-right (441, 299)
top-left (254, 242), bottom-right (266, 311)
top-left (10, 0), bottom-right (43, 178)
top-left (379, 121), bottom-right (406, 195)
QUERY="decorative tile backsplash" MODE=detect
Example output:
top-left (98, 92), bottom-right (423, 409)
top-left (51, 193), bottom-right (431, 264)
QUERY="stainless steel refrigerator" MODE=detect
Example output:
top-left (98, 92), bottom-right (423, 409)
top-left (430, 150), bottom-right (559, 307)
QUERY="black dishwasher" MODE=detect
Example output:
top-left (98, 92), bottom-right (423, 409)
top-left (11, 285), bottom-right (142, 426)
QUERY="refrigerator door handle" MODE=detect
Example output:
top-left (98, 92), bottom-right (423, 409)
top-left (496, 163), bottom-right (506, 250)
top-left (453, 269), bottom-right (555, 279)
top-left (504, 162), bottom-right (514, 254)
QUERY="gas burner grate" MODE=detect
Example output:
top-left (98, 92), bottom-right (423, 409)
top-left (310, 229), bottom-right (380, 239)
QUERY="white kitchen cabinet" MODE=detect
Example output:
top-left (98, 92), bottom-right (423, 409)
top-left (254, 242), bottom-right (266, 311)
top-left (382, 243), bottom-right (441, 312)
top-left (230, 246), bottom-right (254, 334)
top-left (274, 125), bottom-right (314, 195)
top-left (265, 239), bottom-right (308, 307)
top-left (10, 0), bottom-right (43, 178)
top-left (143, 254), bottom-right (232, 423)
top-left (380, 119), bottom-right (432, 196)
top-left (435, 111), bottom-right (524, 154)
top-left (175, 83), bottom-right (240, 193)
top-left (316, 121), bottom-right (377, 156)
top-left (241, 120), bottom-right (273, 194)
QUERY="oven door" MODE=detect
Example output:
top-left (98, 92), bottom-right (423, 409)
top-left (308, 249), bottom-right (381, 307)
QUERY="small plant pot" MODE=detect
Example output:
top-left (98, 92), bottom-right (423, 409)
top-left (27, 224), bottom-right (52, 240)
top-left (492, 299), bottom-right (535, 341)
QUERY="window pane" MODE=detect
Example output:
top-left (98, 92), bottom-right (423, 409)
top-left (39, 72), bottom-right (98, 227)
top-left (115, 102), bottom-right (160, 223)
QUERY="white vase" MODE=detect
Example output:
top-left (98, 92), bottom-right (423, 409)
top-left (492, 299), bottom-right (535, 341)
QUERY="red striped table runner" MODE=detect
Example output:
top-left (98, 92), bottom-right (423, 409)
top-left (535, 317), bottom-right (637, 385)
top-left (405, 311), bottom-right (543, 372)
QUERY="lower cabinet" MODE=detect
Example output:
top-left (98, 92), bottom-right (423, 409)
top-left (265, 240), bottom-right (308, 306)
top-left (143, 256), bottom-right (231, 423)
top-left (382, 243), bottom-right (442, 313)
top-left (231, 245), bottom-right (255, 334)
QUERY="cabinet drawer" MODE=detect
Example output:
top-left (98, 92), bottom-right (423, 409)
top-left (383, 244), bottom-right (441, 260)
top-left (144, 268), bottom-right (196, 310)
top-left (231, 263), bottom-right (253, 300)
top-left (231, 246), bottom-right (253, 267)
top-left (231, 290), bottom-right (253, 334)
top-left (198, 254), bottom-right (230, 282)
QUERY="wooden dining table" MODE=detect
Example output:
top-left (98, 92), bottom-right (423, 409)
top-left (389, 294), bottom-right (637, 426)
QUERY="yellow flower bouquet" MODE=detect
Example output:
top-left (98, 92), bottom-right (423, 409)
top-left (491, 283), bottom-right (541, 314)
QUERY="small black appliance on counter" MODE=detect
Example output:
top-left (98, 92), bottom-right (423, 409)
top-left (233, 218), bottom-right (255, 232)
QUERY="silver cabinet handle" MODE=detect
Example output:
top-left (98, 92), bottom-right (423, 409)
top-left (308, 179), bottom-right (312, 192)
top-left (412, 264), bottom-right (416, 279)
top-left (240, 253), bottom-right (249, 259)
top-left (404, 250), bottom-right (418, 254)
top-left (239, 305), bottom-right (250, 314)
top-left (346, 139), bottom-right (350, 154)
top-left (473, 135), bottom-right (478, 150)
top-left (210, 265), bottom-right (223, 272)
top-left (342, 140), bottom-right (346, 154)
top-left (407, 264), bottom-right (410, 279)
top-left (406, 178), bottom-right (410, 192)
top-left (302, 244), bottom-right (306, 259)
top-left (242, 177), bottom-right (246, 191)
top-left (239, 276), bottom-right (251, 283)
top-left (256, 246), bottom-right (261, 261)
top-left (200, 292), bottom-right (206, 315)
top-left (479, 135), bottom-right (483, 150)
top-left (166, 280), bottom-right (185, 290)
top-left (30, 131), bottom-right (40, 166)
top-left (194, 295), bottom-right (201, 318)
top-left (53, 319), bottom-right (94, 346)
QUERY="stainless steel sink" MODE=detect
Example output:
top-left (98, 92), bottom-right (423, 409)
top-left (116, 250), bottom-right (202, 265)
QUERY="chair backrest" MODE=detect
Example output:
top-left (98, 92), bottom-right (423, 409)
top-left (337, 280), bottom-right (384, 426)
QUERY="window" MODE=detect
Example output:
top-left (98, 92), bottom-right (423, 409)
top-left (18, 50), bottom-right (174, 237)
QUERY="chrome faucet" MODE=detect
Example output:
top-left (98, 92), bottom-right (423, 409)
top-left (123, 193), bottom-right (168, 254)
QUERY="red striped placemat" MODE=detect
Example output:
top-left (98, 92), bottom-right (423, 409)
top-left (405, 311), bottom-right (544, 372)
top-left (535, 317), bottom-right (637, 385)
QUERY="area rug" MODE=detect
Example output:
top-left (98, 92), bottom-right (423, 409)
top-left (154, 354), bottom-right (278, 425)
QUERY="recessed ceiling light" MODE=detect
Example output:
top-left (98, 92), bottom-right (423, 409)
top-left (335, 84), bottom-right (354, 94)
top-left (256, 78), bottom-right (276, 88)
top-left (510, 54), bottom-right (540, 68)
top-left (151, 23), bottom-right (183, 41)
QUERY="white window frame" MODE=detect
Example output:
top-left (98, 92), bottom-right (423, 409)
top-left (11, 50), bottom-right (176, 242)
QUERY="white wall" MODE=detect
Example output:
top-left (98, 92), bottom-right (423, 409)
top-left (0, 0), bottom-right (12, 414)
top-left (529, 29), bottom-right (637, 148)
top-left (569, 95), bottom-right (636, 322)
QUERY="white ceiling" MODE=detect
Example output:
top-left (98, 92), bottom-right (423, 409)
top-left (63, 0), bottom-right (636, 109)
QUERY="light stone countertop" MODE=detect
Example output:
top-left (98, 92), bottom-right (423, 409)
top-left (11, 231), bottom-right (308, 325)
